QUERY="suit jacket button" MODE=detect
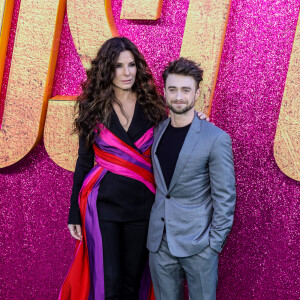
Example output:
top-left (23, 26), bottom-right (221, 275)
top-left (166, 195), bottom-right (170, 199)
top-left (161, 217), bottom-right (164, 222)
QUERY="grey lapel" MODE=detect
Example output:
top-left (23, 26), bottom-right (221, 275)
top-left (168, 113), bottom-right (202, 192)
top-left (153, 118), bottom-right (171, 192)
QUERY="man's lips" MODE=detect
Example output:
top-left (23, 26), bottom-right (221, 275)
top-left (173, 101), bottom-right (186, 104)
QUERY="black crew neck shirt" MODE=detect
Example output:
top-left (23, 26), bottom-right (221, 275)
top-left (156, 122), bottom-right (191, 189)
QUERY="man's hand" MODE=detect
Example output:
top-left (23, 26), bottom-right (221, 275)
top-left (197, 111), bottom-right (210, 121)
top-left (68, 224), bottom-right (82, 241)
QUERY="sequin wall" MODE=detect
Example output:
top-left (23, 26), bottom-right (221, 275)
top-left (0, 0), bottom-right (299, 299)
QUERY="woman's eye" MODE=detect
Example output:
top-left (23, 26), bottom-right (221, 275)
top-left (129, 62), bottom-right (136, 67)
top-left (115, 64), bottom-right (122, 68)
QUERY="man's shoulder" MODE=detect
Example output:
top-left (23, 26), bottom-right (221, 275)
top-left (200, 119), bottom-right (231, 141)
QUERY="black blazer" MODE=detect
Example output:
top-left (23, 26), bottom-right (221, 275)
top-left (68, 101), bottom-right (155, 224)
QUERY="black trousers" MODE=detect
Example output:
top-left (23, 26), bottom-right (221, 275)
top-left (99, 220), bottom-right (149, 300)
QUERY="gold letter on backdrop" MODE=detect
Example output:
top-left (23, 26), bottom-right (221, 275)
top-left (0, 0), bottom-right (14, 107)
top-left (67, 0), bottom-right (117, 70)
top-left (0, 1), bottom-right (5, 25)
top-left (0, 0), bottom-right (65, 168)
top-left (121, 0), bottom-right (163, 20)
top-left (274, 13), bottom-right (300, 182)
top-left (44, 96), bottom-right (78, 172)
top-left (180, 0), bottom-right (232, 115)
top-left (44, 0), bottom-right (118, 171)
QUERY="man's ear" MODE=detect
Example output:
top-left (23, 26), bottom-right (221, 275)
top-left (195, 88), bottom-right (200, 98)
top-left (163, 88), bottom-right (166, 97)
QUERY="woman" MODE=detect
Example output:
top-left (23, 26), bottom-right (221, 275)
top-left (60, 37), bottom-right (166, 300)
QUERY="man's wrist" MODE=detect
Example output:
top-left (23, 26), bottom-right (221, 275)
top-left (209, 240), bottom-right (222, 253)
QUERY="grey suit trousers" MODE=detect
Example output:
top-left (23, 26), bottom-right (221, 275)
top-left (149, 234), bottom-right (219, 300)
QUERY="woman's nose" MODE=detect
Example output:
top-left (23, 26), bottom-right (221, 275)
top-left (123, 66), bottom-right (130, 75)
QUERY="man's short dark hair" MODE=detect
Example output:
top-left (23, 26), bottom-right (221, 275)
top-left (162, 57), bottom-right (204, 89)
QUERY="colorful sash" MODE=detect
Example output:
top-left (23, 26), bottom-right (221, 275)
top-left (59, 126), bottom-right (156, 300)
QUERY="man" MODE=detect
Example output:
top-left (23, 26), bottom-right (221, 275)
top-left (147, 57), bottom-right (236, 300)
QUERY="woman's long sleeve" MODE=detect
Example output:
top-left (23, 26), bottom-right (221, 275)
top-left (68, 138), bottom-right (95, 224)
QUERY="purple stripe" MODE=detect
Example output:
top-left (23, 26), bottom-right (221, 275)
top-left (138, 137), bottom-right (153, 153)
top-left (94, 129), bottom-right (153, 155)
top-left (79, 166), bottom-right (102, 198)
top-left (94, 129), bottom-right (148, 165)
top-left (85, 167), bottom-right (107, 300)
top-left (95, 139), bottom-right (152, 173)
top-left (135, 127), bottom-right (154, 148)
top-left (138, 263), bottom-right (152, 300)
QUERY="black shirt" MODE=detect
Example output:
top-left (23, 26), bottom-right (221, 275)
top-left (68, 101), bottom-right (155, 224)
top-left (156, 122), bottom-right (191, 189)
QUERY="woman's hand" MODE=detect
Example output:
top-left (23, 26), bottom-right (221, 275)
top-left (197, 111), bottom-right (210, 121)
top-left (68, 224), bottom-right (82, 241)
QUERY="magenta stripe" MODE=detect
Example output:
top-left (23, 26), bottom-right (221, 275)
top-left (137, 137), bottom-right (153, 154)
top-left (135, 127), bottom-right (154, 149)
top-left (100, 128), bottom-right (152, 167)
top-left (95, 139), bottom-right (152, 173)
top-left (95, 156), bottom-right (155, 194)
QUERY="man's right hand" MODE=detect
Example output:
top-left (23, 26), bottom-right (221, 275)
top-left (68, 224), bottom-right (82, 241)
top-left (196, 111), bottom-right (210, 122)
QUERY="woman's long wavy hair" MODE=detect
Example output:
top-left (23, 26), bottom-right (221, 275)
top-left (74, 37), bottom-right (166, 145)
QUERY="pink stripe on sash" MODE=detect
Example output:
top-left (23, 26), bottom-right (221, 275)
top-left (135, 127), bottom-right (154, 149)
top-left (100, 128), bottom-right (152, 168)
top-left (96, 156), bottom-right (155, 194)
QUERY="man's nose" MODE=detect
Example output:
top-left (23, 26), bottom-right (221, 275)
top-left (176, 91), bottom-right (183, 100)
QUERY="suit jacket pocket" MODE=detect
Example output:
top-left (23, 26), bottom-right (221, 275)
top-left (190, 214), bottom-right (211, 246)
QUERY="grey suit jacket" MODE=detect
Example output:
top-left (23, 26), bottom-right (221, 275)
top-left (147, 112), bottom-right (236, 257)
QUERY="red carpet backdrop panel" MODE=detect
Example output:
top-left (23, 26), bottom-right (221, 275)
top-left (0, 0), bottom-right (299, 299)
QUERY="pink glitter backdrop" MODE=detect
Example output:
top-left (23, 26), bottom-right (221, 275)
top-left (0, 0), bottom-right (299, 299)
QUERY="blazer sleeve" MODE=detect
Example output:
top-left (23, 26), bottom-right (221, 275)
top-left (208, 132), bottom-right (236, 253)
top-left (68, 137), bottom-right (95, 225)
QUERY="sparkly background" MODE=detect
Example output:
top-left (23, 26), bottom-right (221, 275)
top-left (0, 0), bottom-right (300, 299)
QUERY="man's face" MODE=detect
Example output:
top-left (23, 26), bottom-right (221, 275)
top-left (164, 74), bottom-right (200, 115)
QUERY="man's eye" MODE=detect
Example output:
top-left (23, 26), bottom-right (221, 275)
top-left (183, 89), bottom-right (190, 93)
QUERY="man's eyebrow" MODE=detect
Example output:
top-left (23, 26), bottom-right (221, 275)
top-left (167, 86), bottom-right (192, 90)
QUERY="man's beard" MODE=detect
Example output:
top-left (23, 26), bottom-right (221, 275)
top-left (167, 99), bottom-right (195, 114)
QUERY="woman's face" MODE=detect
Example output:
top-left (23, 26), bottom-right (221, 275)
top-left (112, 51), bottom-right (137, 91)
